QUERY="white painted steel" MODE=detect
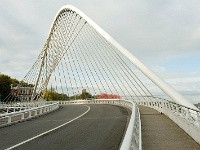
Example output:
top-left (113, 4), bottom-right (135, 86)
top-left (137, 97), bottom-right (200, 145)
top-left (0, 101), bottom-right (50, 114)
top-left (120, 103), bottom-right (142, 150)
top-left (0, 102), bottom-right (59, 127)
top-left (58, 99), bottom-right (142, 150)
top-left (49, 5), bottom-right (197, 110)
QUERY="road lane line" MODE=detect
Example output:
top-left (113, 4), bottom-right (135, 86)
top-left (5, 105), bottom-right (90, 150)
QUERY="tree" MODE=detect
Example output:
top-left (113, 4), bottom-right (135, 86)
top-left (11, 78), bottom-right (20, 87)
top-left (79, 92), bottom-right (92, 99)
top-left (0, 74), bottom-right (12, 100)
top-left (43, 89), bottom-right (68, 101)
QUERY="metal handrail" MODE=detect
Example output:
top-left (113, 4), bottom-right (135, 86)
top-left (137, 97), bottom-right (200, 127)
top-left (0, 102), bottom-right (58, 118)
top-left (0, 102), bottom-right (59, 127)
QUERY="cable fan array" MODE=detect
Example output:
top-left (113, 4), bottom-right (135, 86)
top-left (3, 7), bottom-right (169, 103)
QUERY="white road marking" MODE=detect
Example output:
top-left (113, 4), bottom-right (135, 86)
top-left (5, 105), bottom-right (90, 150)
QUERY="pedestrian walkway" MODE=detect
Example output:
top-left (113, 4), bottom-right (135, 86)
top-left (138, 105), bottom-right (200, 150)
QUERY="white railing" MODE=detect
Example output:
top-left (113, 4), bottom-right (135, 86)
top-left (0, 101), bottom-right (50, 114)
top-left (137, 97), bottom-right (200, 145)
top-left (58, 99), bottom-right (142, 150)
top-left (0, 102), bottom-right (59, 127)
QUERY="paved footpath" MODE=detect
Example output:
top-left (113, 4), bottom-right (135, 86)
top-left (138, 105), bottom-right (200, 150)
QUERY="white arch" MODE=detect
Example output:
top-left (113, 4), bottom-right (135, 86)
top-left (44, 5), bottom-right (197, 110)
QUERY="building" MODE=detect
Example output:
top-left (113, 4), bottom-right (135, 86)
top-left (11, 83), bottom-right (34, 101)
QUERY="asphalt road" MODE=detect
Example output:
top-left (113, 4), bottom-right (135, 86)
top-left (0, 104), bottom-right (130, 150)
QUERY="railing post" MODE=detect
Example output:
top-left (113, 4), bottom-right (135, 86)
top-left (39, 108), bottom-right (42, 114)
top-left (28, 111), bottom-right (32, 118)
top-left (34, 110), bottom-right (37, 116)
top-left (197, 112), bottom-right (200, 127)
top-left (21, 113), bottom-right (24, 120)
top-left (185, 108), bottom-right (190, 120)
top-left (8, 116), bottom-right (11, 123)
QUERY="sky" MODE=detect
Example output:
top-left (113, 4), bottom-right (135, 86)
top-left (0, 0), bottom-right (200, 104)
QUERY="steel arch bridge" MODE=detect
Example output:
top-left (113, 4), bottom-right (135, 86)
top-left (1, 5), bottom-right (200, 150)
top-left (4, 5), bottom-right (196, 109)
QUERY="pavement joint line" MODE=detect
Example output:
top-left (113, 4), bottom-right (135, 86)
top-left (4, 105), bottom-right (90, 150)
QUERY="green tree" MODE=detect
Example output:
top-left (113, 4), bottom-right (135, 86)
top-left (79, 92), bottom-right (92, 99)
top-left (44, 89), bottom-right (68, 101)
top-left (0, 74), bottom-right (12, 100)
top-left (11, 78), bottom-right (20, 87)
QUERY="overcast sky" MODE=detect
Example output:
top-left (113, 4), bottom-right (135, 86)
top-left (0, 0), bottom-right (200, 103)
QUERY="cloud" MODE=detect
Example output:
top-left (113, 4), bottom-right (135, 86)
top-left (105, 1), bottom-right (200, 64)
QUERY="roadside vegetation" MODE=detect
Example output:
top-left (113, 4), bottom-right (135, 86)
top-left (0, 74), bottom-right (19, 101)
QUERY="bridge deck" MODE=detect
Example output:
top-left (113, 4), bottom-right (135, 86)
top-left (0, 105), bottom-right (129, 150)
top-left (138, 105), bottom-right (200, 150)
